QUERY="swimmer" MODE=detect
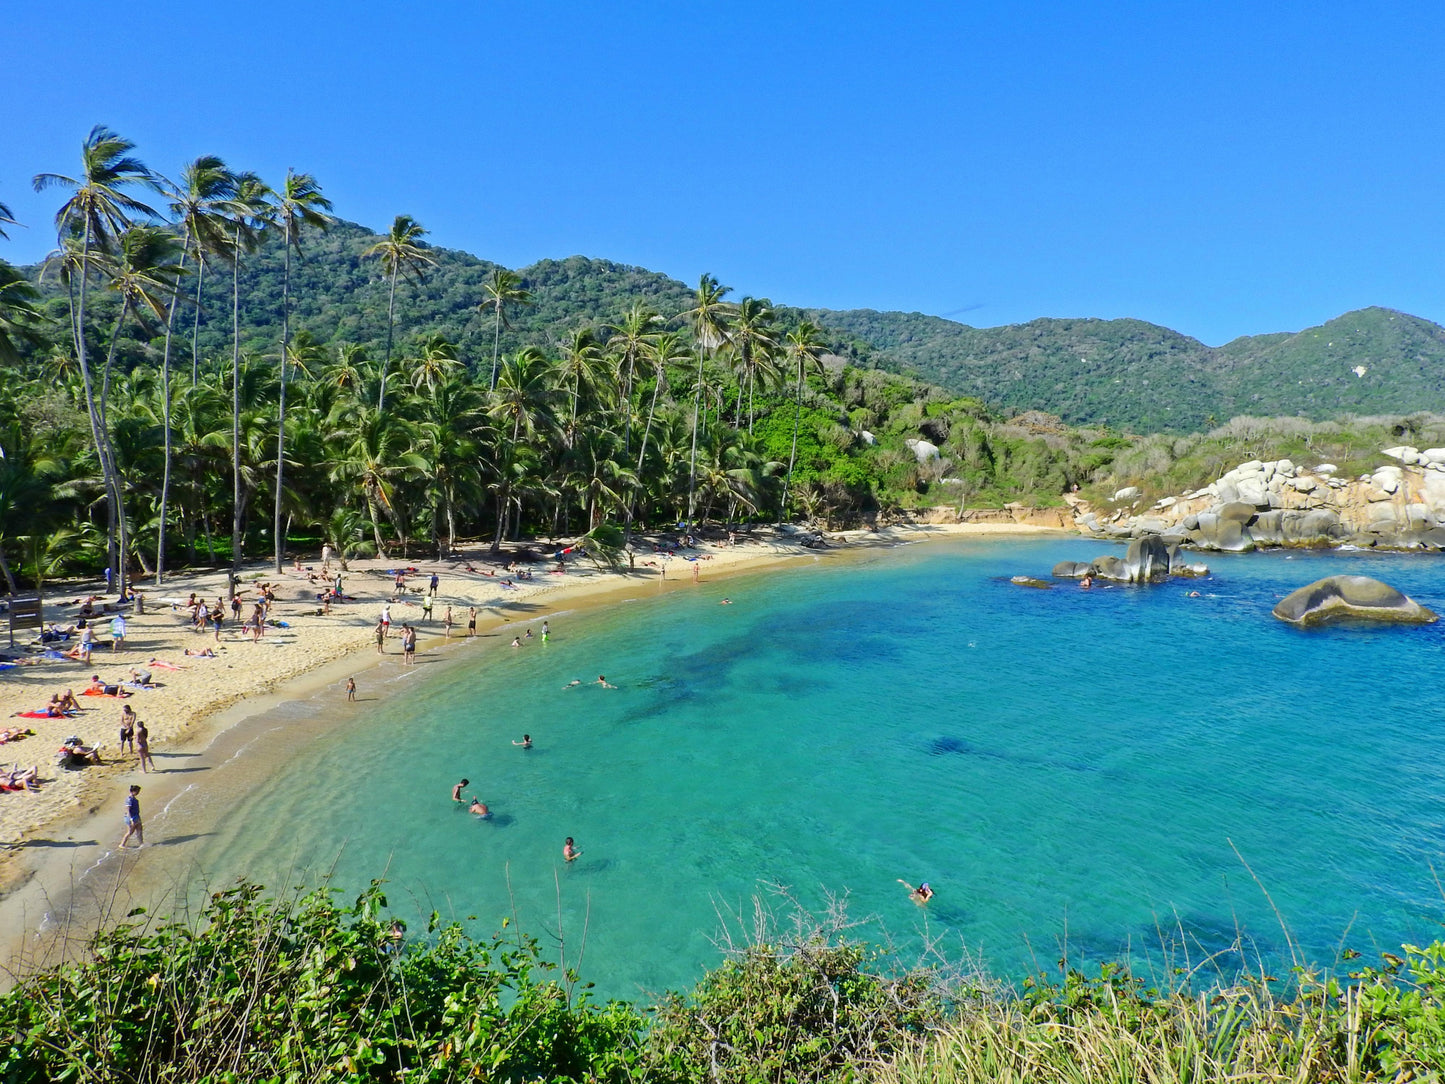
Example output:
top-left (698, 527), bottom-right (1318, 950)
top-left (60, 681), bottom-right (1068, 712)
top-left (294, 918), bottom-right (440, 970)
top-left (525, 628), bottom-right (533, 639)
top-left (897, 879), bottom-right (933, 904)
top-left (512, 734), bottom-right (532, 748)
top-left (720, 597), bottom-right (732, 605)
top-left (563, 836), bottom-right (580, 862)
top-left (563, 679), bottom-right (582, 689)
top-left (1187, 590), bottom-right (1201, 598)
top-left (596, 675), bottom-right (615, 689)
top-left (469, 797), bottom-right (490, 818)
top-left (452, 778), bottom-right (469, 802)
top-left (511, 636), bottom-right (522, 648)
top-left (1080, 575), bottom-right (1093, 589)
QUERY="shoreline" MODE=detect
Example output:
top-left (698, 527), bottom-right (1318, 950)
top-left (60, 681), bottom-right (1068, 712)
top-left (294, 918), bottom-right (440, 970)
top-left (0, 522), bottom-right (1069, 973)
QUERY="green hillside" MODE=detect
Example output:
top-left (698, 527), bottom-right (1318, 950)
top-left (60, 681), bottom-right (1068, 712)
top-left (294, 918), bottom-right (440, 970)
top-left (22, 218), bottom-right (1445, 434)
top-left (816, 306), bottom-right (1445, 432)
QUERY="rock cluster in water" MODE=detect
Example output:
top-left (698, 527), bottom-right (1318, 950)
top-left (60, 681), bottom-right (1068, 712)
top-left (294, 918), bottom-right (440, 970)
top-left (1051, 535), bottom-right (1209, 584)
top-left (1072, 446), bottom-right (1445, 551)
top-left (1272, 575), bottom-right (1438, 627)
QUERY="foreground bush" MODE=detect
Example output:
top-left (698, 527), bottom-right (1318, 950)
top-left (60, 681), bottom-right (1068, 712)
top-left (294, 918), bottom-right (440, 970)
top-left (2, 879), bottom-right (1443, 1082)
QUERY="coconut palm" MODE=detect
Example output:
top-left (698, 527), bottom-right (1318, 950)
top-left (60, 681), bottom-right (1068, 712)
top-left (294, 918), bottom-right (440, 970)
top-left (605, 300), bottom-right (662, 456)
top-left (0, 260), bottom-right (43, 365)
top-left (272, 169), bottom-right (333, 571)
top-left (0, 199), bottom-right (17, 240)
top-left (409, 333), bottom-right (462, 395)
top-left (225, 173), bottom-right (275, 578)
top-left (781, 320), bottom-right (828, 521)
top-left (487, 347), bottom-right (556, 553)
top-left (728, 296), bottom-right (780, 432)
top-left (479, 268), bottom-right (533, 390)
top-left (326, 404), bottom-right (425, 557)
top-left (33, 125), bottom-right (160, 592)
top-left (681, 274), bottom-right (734, 525)
top-left (364, 214), bottom-right (435, 412)
top-left (626, 330), bottom-right (688, 533)
top-left (155, 156), bottom-right (241, 582)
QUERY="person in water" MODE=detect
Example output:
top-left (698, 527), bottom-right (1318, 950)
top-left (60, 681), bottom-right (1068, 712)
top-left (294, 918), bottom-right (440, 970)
top-left (596, 675), bottom-right (615, 688)
top-left (563, 679), bottom-right (581, 689)
top-left (513, 734), bottom-right (532, 748)
top-left (897, 879), bottom-right (933, 904)
top-left (469, 797), bottom-right (490, 817)
top-left (563, 837), bottom-right (580, 862)
top-left (452, 778), bottom-right (469, 802)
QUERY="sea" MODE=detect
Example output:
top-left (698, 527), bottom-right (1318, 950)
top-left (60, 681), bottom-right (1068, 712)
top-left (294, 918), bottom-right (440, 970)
top-left (152, 537), bottom-right (1445, 1001)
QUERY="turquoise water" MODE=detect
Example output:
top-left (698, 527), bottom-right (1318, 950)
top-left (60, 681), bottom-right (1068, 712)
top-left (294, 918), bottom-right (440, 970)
top-left (189, 538), bottom-right (1445, 999)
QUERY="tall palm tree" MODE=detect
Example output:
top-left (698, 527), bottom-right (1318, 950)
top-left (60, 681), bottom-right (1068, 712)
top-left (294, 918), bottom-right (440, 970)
top-left (681, 274), bottom-right (734, 525)
top-left (728, 296), bottom-right (780, 432)
top-left (225, 173), bottom-right (275, 580)
top-left (781, 320), bottom-right (827, 522)
top-left (155, 156), bottom-right (240, 582)
top-left (605, 300), bottom-right (661, 457)
top-left (479, 268), bottom-right (533, 390)
top-left (487, 347), bottom-right (556, 553)
top-left (272, 169), bottom-right (333, 571)
top-left (0, 260), bottom-right (43, 365)
top-left (628, 330), bottom-right (689, 533)
top-left (363, 214), bottom-right (435, 412)
top-left (33, 125), bottom-right (159, 593)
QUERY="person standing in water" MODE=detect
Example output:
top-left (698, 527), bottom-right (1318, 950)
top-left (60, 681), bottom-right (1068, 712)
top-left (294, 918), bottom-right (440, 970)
top-left (897, 879), bottom-right (933, 904)
top-left (346, 678), bottom-right (357, 701)
top-left (512, 734), bottom-right (532, 748)
top-left (452, 778), bottom-right (469, 802)
top-left (541, 620), bottom-right (550, 643)
top-left (563, 837), bottom-right (580, 862)
top-left (120, 784), bottom-right (143, 848)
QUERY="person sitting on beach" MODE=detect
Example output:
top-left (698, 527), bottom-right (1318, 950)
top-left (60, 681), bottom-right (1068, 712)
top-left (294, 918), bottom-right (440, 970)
top-left (58, 689), bottom-right (81, 712)
top-left (1, 765), bottom-right (40, 791)
top-left (58, 737), bottom-right (102, 764)
top-left (897, 879), bottom-right (933, 904)
top-left (452, 778), bottom-right (469, 802)
top-left (596, 675), bottom-right (615, 689)
top-left (468, 797), bottom-right (490, 818)
top-left (127, 668), bottom-right (156, 687)
top-left (563, 837), bottom-right (580, 862)
top-left (513, 734), bottom-right (532, 748)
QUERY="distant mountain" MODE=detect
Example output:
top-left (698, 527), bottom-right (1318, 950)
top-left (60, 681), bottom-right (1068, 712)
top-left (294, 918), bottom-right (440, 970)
top-left (23, 218), bottom-right (1445, 433)
top-left (813, 306), bottom-right (1445, 432)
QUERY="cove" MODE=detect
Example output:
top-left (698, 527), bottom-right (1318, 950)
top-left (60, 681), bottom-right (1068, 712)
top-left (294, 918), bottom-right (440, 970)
top-left (180, 537), bottom-right (1445, 1000)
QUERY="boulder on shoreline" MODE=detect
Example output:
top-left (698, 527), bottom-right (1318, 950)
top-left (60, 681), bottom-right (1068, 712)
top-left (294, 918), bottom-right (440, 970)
top-left (1271, 575), bottom-right (1438, 627)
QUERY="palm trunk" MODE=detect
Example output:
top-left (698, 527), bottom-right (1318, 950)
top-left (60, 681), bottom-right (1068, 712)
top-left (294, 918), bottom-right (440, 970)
top-left (190, 256), bottom-right (206, 385)
top-left (489, 306), bottom-right (502, 390)
top-left (0, 542), bottom-right (17, 596)
top-left (781, 364), bottom-right (803, 523)
top-left (157, 241), bottom-right (191, 584)
top-left (231, 230), bottom-right (243, 575)
top-left (379, 265), bottom-right (397, 412)
top-left (490, 414), bottom-right (521, 555)
top-left (100, 298), bottom-right (135, 594)
top-left (686, 348), bottom-right (705, 524)
top-left (274, 229), bottom-right (292, 572)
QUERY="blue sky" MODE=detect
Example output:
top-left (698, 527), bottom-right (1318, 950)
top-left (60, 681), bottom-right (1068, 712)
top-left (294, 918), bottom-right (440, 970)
top-left (3, 1), bottom-right (1442, 345)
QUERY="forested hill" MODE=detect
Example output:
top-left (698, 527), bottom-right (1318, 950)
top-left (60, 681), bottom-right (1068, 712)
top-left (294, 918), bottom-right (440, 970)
top-left (26, 217), bottom-right (1445, 433)
top-left (814, 306), bottom-right (1445, 432)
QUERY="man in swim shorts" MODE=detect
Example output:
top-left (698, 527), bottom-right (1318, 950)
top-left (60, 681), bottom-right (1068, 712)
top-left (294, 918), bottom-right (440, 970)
top-left (452, 778), bottom-right (469, 801)
top-left (120, 784), bottom-right (143, 847)
top-left (467, 607), bottom-right (477, 638)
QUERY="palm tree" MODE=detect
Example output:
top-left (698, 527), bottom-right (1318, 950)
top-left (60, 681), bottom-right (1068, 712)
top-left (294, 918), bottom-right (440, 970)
top-left (681, 274), bottom-right (734, 525)
top-left (272, 169), bottom-right (333, 571)
top-left (155, 156), bottom-right (240, 583)
top-left (479, 268), bottom-right (533, 390)
top-left (225, 173), bottom-right (275, 580)
top-left (628, 330), bottom-right (688, 533)
top-left (33, 125), bottom-right (160, 593)
top-left (363, 214), bottom-right (435, 412)
top-left (409, 333), bottom-right (462, 395)
top-left (487, 347), bottom-right (556, 553)
top-left (728, 296), bottom-right (780, 432)
top-left (605, 300), bottom-right (661, 457)
top-left (0, 260), bottom-right (43, 365)
top-left (780, 320), bottom-right (827, 522)
top-left (0, 199), bottom-right (17, 240)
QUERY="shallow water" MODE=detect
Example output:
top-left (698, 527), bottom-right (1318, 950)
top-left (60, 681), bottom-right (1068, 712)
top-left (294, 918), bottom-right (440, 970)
top-left (181, 538), bottom-right (1445, 999)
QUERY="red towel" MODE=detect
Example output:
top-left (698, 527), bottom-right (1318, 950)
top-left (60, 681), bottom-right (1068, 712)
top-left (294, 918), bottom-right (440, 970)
top-left (80, 689), bottom-right (123, 698)
top-left (12, 711), bottom-right (53, 719)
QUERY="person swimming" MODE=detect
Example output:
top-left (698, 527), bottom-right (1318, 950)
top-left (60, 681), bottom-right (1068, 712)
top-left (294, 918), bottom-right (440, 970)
top-left (563, 836), bottom-right (580, 861)
top-left (596, 675), bottom-right (615, 688)
top-left (897, 879), bottom-right (933, 904)
top-left (563, 679), bottom-right (581, 689)
top-left (513, 734), bottom-right (532, 748)
top-left (469, 797), bottom-right (491, 818)
top-left (452, 778), bottom-right (469, 802)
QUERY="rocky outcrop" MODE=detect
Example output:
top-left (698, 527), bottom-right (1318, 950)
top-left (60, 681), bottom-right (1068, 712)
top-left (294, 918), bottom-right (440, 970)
top-left (1074, 448), bottom-right (1445, 551)
top-left (1272, 576), bottom-right (1438, 627)
top-left (1049, 537), bottom-right (1205, 585)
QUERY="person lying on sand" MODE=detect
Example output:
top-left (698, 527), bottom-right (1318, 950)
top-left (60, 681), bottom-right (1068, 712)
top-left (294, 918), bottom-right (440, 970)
top-left (1, 764), bottom-right (40, 791)
top-left (183, 647), bottom-right (217, 658)
top-left (86, 676), bottom-right (131, 697)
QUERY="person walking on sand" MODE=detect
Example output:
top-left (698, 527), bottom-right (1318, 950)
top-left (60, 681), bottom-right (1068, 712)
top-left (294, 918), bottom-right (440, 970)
top-left (346, 678), bottom-right (356, 701)
top-left (444, 606), bottom-right (454, 639)
top-left (110, 613), bottom-right (127, 651)
top-left (429, 572), bottom-right (439, 596)
top-left (119, 704), bottom-right (136, 754)
top-left (136, 721), bottom-right (155, 772)
top-left (120, 784), bottom-right (143, 848)
top-left (421, 594), bottom-right (433, 623)
top-left (380, 603), bottom-right (392, 638)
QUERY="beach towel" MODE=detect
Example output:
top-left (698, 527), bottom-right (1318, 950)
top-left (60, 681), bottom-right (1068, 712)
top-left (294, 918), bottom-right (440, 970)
top-left (80, 689), bottom-right (125, 698)
top-left (41, 649), bottom-right (70, 660)
top-left (11, 712), bottom-right (52, 720)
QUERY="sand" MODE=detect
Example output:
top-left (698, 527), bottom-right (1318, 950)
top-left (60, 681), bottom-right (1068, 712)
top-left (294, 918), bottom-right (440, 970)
top-left (0, 521), bottom-right (1065, 939)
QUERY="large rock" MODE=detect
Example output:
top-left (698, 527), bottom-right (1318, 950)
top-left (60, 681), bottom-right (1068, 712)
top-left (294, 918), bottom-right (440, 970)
top-left (1095, 534), bottom-right (1172, 583)
top-left (905, 438), bottom-right (940, 463)
top-left (1052, 561), bottom-right (1095, 579)
top-left (1272, 576), bottom-right (1438, 627)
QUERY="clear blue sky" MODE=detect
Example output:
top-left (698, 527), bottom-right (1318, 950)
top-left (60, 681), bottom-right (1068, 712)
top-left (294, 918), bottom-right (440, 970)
top-left (3, 1), bottom-right (1442, 345)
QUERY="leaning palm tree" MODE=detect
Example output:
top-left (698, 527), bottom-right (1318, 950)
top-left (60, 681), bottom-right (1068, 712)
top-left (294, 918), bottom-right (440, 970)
top-left (780, 320), bottom-right (828, 522)
top-left (272, 169), bottom-right (333, 571)
top-left (155, 156), bottom-right (240, 582)
top-left (33, 125), bottom-right (160, 593)
top-left (479, 268), bottom-right (533, 390)
top-left (363, 214), bottom-right (435, 412)
top-left (681, 273), bottom-right (734, 526)
top-left (0, 199), bottom-right (17, 240)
